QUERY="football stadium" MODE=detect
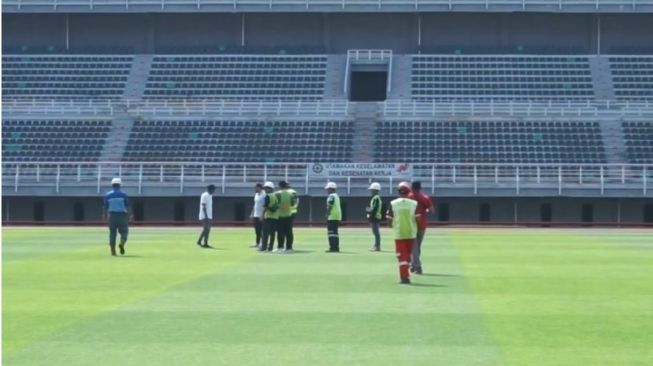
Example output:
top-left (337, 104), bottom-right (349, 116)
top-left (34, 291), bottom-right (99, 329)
top-left (2, 1), bottom-right (653, 365)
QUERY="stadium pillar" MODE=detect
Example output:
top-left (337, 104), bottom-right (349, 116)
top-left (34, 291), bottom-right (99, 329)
top-left (596, 14), bottom-right (601, 56)
top-left (241, 14), bottom-right (246, 46)
top-left (65, 15), bottom-right (70, 50)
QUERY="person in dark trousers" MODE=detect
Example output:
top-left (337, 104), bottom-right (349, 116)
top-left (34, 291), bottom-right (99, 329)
top-left (324, 182), bottom-right (342, 253)
top-left (103, 177), bottom-right (130, 256)
top-left (197, 184), bottom-right (215, 248)
top-left (408, 181), bottom-right (435, 274)
top-left (259, 181), bottom-right (279, 252)
top-left (276, 181), bottom-right (298, 253)
top-left (251, 183), bottom-right (266, 248)
top-left (366, 182), bottom-right (383, 251)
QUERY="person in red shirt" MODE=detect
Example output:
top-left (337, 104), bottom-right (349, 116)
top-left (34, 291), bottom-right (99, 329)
top-left (407, 181), bottom-right (434, 275)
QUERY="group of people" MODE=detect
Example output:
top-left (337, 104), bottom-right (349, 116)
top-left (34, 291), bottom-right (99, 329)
top-left (366, 180), bottom-right (434, 283)
top-left (250, 181), bottom-right (299, 253)
top-left (102, 177), bottom-right (434, 284)
top-left (246, 179), bottom-right (434, 283)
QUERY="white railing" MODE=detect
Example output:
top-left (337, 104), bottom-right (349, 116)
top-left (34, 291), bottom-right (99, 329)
top-left (3, 162), bottom-right (652, 196)
top-left (382, 99), bottom-right (653, 118)
top-left (4, 0), bottom-right (653, 11)
top-left (347, 49), bottom-right (393, 63)
top-left (5, 98), bottom-right (653, 118)
top-left (1, 98), bottom-right (352, 118)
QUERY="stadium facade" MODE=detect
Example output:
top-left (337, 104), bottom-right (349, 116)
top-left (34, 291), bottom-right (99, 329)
top-left (2, 2), bottom-right (653, 225)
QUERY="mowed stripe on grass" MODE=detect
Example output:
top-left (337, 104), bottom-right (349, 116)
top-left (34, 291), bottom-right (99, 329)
top-left (3, 228), bottom-right (502, 366)
top-left (451, 229), bottom-right (653, 366)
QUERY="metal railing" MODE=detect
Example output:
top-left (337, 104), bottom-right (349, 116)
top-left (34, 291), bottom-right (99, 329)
top-left (382, 99), bottom-right (653, 118)
top-left (4, 0), bottom-right (653, 11)
top-left (3, 162), bottom-right (651, 196)
top-left (2, 98), bottom-right (352, 118)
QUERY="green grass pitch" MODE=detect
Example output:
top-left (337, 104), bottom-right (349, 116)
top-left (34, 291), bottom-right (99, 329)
top-left (3, 227), bottom-right (653, 366)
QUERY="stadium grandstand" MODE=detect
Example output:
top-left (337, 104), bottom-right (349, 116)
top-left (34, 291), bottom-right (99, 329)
top-left (2, 3), bottom-right (653, 225)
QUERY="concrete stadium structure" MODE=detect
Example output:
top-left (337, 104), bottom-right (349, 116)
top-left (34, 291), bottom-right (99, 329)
top-left (2, 4), bottom-right (653, 225)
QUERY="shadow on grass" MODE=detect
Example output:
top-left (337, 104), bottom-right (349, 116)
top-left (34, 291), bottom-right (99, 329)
top-left (117, 255), bottom-right (144, 258)
top-left (421, 273), bottom-right (459, 278)
top-left (409, 283), bottom-right (447, 288)
top-left (199, 246), bottom-right (225, 250)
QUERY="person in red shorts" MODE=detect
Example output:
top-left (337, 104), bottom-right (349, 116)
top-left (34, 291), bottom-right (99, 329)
top-left (408, 181), bottom-right (434, 275)
top-left (386, 181), bottom-right (420, 284)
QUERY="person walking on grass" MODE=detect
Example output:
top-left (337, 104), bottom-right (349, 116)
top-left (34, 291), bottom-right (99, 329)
top-left (387, 182), bottom-right (420, 284)
top-left (103, 177), bottom-right (130, 256)
top-left (408, 181), bottom-right (434, 275)
top-left (366, 182), bottom-right (383, 252)
top-left (197, 184), bottom-right (215, 248)
top-left (251, 183), bottom-right (266, 248)
top-left (324, 182), bottom-right (342, 253)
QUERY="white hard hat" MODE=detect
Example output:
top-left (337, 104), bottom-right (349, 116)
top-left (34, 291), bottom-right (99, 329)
top-left (263, 181), bottom-right (275, 189)
top-left (111, 177), bottom-right (122, 185)
top-left (368, 182), bottom-right (381, 191)
top-left (324, 182), bottom-right (337, 190)
top-left (398, 181), bottom-right (411, 192)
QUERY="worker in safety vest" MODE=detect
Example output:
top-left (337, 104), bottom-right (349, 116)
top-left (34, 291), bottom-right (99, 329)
top-left (324, 182), bottom-right (341, 253)
top-left (366, 182), bottom-right (383, 252)
top-left (259, 181), bottom-right (279, 252)
top-left (275, 181), bottom-right (298, 253)
top-left (386, 181), bottom-right (420, 284)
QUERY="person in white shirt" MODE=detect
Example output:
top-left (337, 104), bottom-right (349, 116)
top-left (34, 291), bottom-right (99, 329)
top-left (251, 183), bottom-right (266, 248)
top-left (197, 184), bottom-right (215, 248)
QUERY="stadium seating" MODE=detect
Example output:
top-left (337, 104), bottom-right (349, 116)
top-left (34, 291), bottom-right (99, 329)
top-left (123, 119), bottom-right (353, 162)
top-left (609, 57), bottom-right (653, 99)
top-left (2, 55), bottom-right (133, 98)
top-left (412, 55), bottom-right (594, 99)
top-left (144, 55), bottom-right (328, 99)
top-left (374, 120), bottom-right (606, 163)
top-left (2, 119), bottom-right (112, 161)
top-left (622, 121), bottom-right (653, 163)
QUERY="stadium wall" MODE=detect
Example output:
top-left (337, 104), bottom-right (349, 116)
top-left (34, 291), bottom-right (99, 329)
top-left (4, 13), bottom-right (653, 53)
top-left (3, 197), bottom-right (652, 226)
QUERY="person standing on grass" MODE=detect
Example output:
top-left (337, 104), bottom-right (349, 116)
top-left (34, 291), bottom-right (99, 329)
top-left (103, 177), bottom-right (130, 257)
top-left (197, 184), bottom-right (215, 248)
top-left (324, 182), bottom-right (342, 253)
top-left (408, 181), bottom-right (434, 275)
top-left (276, 181), bottom-right (298, 253)
top-left (366, 182), bottom-right (383, 252)
top-left (251, 183), bottom-right (266, 248)
top-left (387, 181), bottom-right (420, 284)
top-left (259, 181), bottom-right (279, 252)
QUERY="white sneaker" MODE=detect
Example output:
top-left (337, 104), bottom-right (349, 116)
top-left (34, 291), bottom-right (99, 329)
top-left (285, 249), bottom-right (294, 254)
top-left (272, 248), bottom-right (281, 253)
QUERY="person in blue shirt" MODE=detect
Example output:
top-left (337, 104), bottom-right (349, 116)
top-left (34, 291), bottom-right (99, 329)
top-left (103, 177), bottom-right (130, 256)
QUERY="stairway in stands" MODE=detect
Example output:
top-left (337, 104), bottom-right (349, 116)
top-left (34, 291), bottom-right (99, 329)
top-left (123, 54), bottom-right (153, 99)
top-left (589, 56), bottom-right (615, 100)
top-left (324, 55), bottom-right (347, 99)
top-left (599, 119), bottom-right (628, 165)
top-left (99, 115), bottom-right (134, 162)
top-left (350, 102), bottom-right (378, 163)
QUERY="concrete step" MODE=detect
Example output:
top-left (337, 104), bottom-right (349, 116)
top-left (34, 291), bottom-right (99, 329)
top-left (99, 115), bottom-right (134, 162)
top-left (350, 102), bottom-right (379, 163)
